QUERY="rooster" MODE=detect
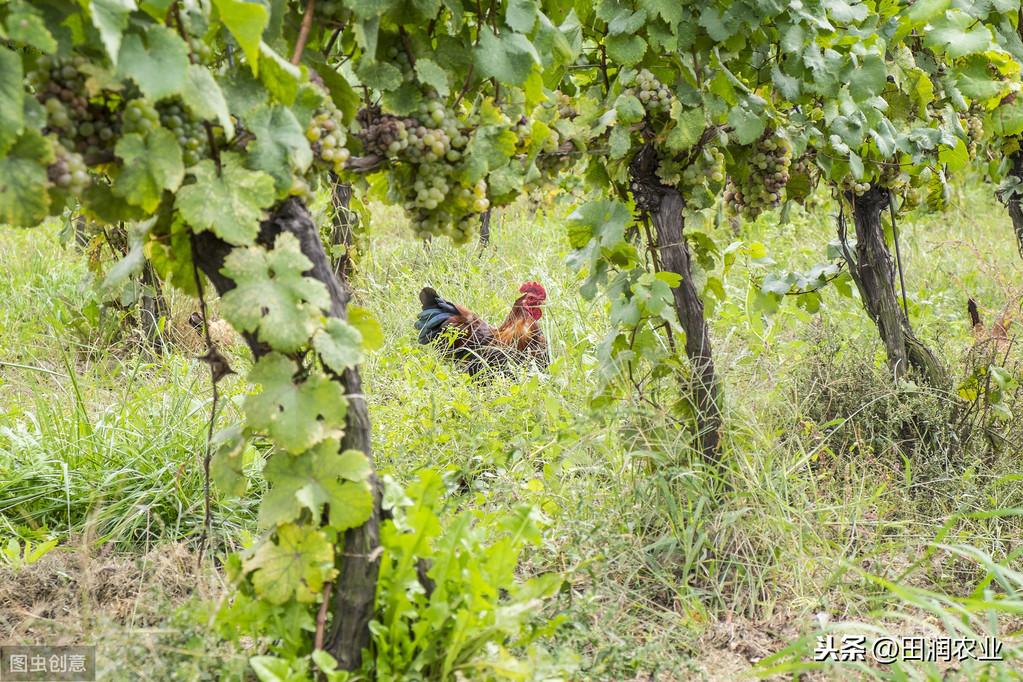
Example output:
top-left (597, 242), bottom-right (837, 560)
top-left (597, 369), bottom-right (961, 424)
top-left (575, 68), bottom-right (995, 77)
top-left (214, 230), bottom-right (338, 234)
top-left (415, 282), bottom-right (549, 374)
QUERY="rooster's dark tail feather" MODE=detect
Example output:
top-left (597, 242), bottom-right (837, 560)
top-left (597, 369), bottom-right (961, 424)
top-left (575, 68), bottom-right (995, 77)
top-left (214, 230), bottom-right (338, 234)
top-left (415, 287), bottom-right (459, 345)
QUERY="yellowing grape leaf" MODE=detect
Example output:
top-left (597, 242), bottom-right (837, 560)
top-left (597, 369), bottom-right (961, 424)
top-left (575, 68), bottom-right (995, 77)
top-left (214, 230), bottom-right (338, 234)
top-left (244, 353), bottom-right (347, 454)
top-left (220, 233), bottom-right (331, 351)
top-left (175, 152), bottom-right (275, 245)
top-left (243, 523), bottom-right (335, 604)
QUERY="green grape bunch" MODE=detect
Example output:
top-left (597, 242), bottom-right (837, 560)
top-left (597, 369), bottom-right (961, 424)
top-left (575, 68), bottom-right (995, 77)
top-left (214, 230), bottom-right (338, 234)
top-left (47, 142), bottom-right (90, 195)
top-left (623, 69), bottom-right (672, 117)
top-left (724, 132), bottom-right (792, 219)
top-left (157, 99), bottom-right (208, 166)
top-left (27, 55), bottom-right (119, 160)
top-left (964, 113), bottom-right (984, 159)
top-left (307, 97), bottom-right (352, 174)
top-left (122, 98), bottom-right (161, 136)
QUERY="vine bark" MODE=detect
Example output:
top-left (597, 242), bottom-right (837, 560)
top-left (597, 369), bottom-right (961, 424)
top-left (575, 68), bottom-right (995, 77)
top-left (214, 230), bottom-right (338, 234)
top-left (840, 186), bottom-right (945, 385)
top-left (191, 199), bottom-right (380, 671)
top-left (630, 145), bottom-right (723, 462)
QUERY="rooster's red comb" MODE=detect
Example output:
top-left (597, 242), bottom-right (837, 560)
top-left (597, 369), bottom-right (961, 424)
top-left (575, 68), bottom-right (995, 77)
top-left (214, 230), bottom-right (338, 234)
top-left (519, 281), bottom-right (546, 299)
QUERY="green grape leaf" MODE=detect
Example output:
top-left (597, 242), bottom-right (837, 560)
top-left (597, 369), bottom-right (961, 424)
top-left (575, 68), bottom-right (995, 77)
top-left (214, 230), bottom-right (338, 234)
top-left (0, 47), bottom-right (25, 154)
top-left (145, 216), bottom-right (197, 295)
top-left (463, 125), bottom-right (518, 182)
top-left (313, 318), bottom-right (364, 373)
top-left (475, 28), bottom-right (541, 86)
top-left (728, 106), bottom-right (765, 145)
top-left (246, 104), bottom-right (312, 192)
top-left (220, 233), bottom-right (331, 351)
top-left (181, 65), bottom-right (235, 139)
top-left (117, 24), bottom-right (190, 100)
top-left (244, 353), bottom-right (347, 454)
top-left (347, 306), bottom-right (384, 351)
top-left (506, 0), bottom-right (538, 32)
top-left (414, 59), bottom-right (450, 98)
top-left (356, 61), bottom-right (403, 91)
top-left (6, 5), bottom-right (57, 54)
top-left (605, 34), bottom-right (646, 66)
top-left (212, 0), bottom-right (269, 74)
top-left (615, 94), bottom-right (645, 124)
top-left (923, 11), bottom-right (993, 58)
top-left (259, 42), bottom-right (301, 104)
top-left (989, 100), bottom-right (1023, 137)
top-left (666, 104), bottom-right (705, 153)
top-left (80, 181), bottom-right (146, 224)
top-left (335, 449), bottom-right (373, 482)
top-left (210, 424), bottom-right (247, 498)
top-left (243, 523), bottom-right (335, 604)
top-left (0, 130), bottom-right (52, 227)
top-left (175, 152), bottom-right (275, 245)
top-left (113, 129), bottom-right (184, 212)
top-left (609, 125), bottom-right (631, 160)
top-left (90, 0), bottom-right (134, 62)
top-left (848, 54), bottom-right (886, 102)
top-left (259, 440), bottom-right (373, 529)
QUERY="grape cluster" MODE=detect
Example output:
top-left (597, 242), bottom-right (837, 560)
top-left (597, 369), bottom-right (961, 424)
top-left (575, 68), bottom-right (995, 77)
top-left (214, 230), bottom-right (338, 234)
top-left (157, 99), bottom-right (207, 166)
top-left (28, 56), bottom-right (119, 159)
top-left (724, 133), bottom-right (792, 219)
top-left (964, 114), bottom-right (983, 159)
top-left (122, 99), bottom-right (161, 136)
top-left (307, 97), bottom-right (352, 173)
top-left (356, 100), bottom-right (486, 242)
top-left (47, 142), bottom-right (89, 195)
top-left (624, 69), bottom-right (672, 116)
top-left (357, 110), bottom-right (411, 157)
top-left (553, 91), bottom-right (577, 120)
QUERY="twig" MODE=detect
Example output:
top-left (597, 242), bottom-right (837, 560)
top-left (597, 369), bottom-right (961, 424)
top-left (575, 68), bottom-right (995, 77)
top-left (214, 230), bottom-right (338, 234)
top-left (889, 190), bottom-right (910, 318)
top-left (291, 0), bottom-right (317, 65)
top-left (191, 246), bottom-right (219, 568)
top-left (314, 580), bottom-right (333, 651)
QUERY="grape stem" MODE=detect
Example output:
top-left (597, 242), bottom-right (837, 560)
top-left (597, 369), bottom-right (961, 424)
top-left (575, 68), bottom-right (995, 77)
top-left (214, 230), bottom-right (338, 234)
top-left (291, 0), bottom-right (316, 65)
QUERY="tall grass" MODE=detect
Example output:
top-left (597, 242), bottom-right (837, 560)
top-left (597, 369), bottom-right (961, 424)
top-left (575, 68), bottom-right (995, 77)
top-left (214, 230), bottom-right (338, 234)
top-left (1, 184), bottom-right (1022, 678)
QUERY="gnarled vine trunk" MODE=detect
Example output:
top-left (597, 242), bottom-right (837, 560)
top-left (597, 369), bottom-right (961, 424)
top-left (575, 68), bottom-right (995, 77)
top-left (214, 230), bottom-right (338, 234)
top-left (139, 260), bottom-right (168, 353)
top-left (192, 199), bottom-right (380, 672)
top-left (1006, 152), bottom-right (1023, 258)
top-left (478, 208), bottom-right (491, 248)
top-left (630, 145), bottom-right (723, 463)
top-left (329, 173), bottom-right (357, 283)
top-left (841, 186), bottom-right (945, 386)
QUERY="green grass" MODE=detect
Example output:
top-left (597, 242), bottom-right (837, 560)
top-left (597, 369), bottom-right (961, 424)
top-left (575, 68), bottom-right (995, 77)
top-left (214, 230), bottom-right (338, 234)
top-left (2, 185), bottom-right (1023, 679)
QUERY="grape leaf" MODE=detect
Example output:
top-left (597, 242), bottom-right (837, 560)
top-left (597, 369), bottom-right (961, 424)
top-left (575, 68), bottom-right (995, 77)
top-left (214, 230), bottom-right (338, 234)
top-left (244, 353), bottom-right (347, 454)
top-left (666, 104), bottom-right (705, 153)
top-left (259, 440), bottom-right (374, 529)
top-left (175, 152), bottom-right (275, 245)
top-left (414, 59), bottom-right (450, 98)
top-left (221, 233), bottom-right (332, 352)
top-left (259, 42), bottom-right (301, 104)
top-left (212, 0), bottom-right (269, 74)
top-left (728, 106), bottom-right (765, 144)
top-left (6, 4), bottom-right (57, 54)
top-left (243, 523), bottom-right (335, 604)
top-left (923, 11), bottom-right (993, 58)
top-left (181, 65), bottom-right (235, 139)
top-left (113, 129), bottom-right (184, 212)
top-left (90, 0), bottom-right (134, 63)
top-left (475, 28), bottom-right (541, 86)
top-left (506, 0), bottom-right (538, 32)
top-left (0, 130), bottom-right (52, 227)
top-left (246, 104), bottom-right (312, 192)
top-left (0, 47), bottom-right (24, 154)
top-left (313, 318), bottom-right (364, 373)
top-left (347, 306), bottom-right (384, 351)
top-left (356, 61), bottom-right (403, 91)
top-left (117, 24), bottom-right (190, 100)
top-left (210, 424), bottom-right (247, 498)
top-left (605, 34), bottom-right (646, 66)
